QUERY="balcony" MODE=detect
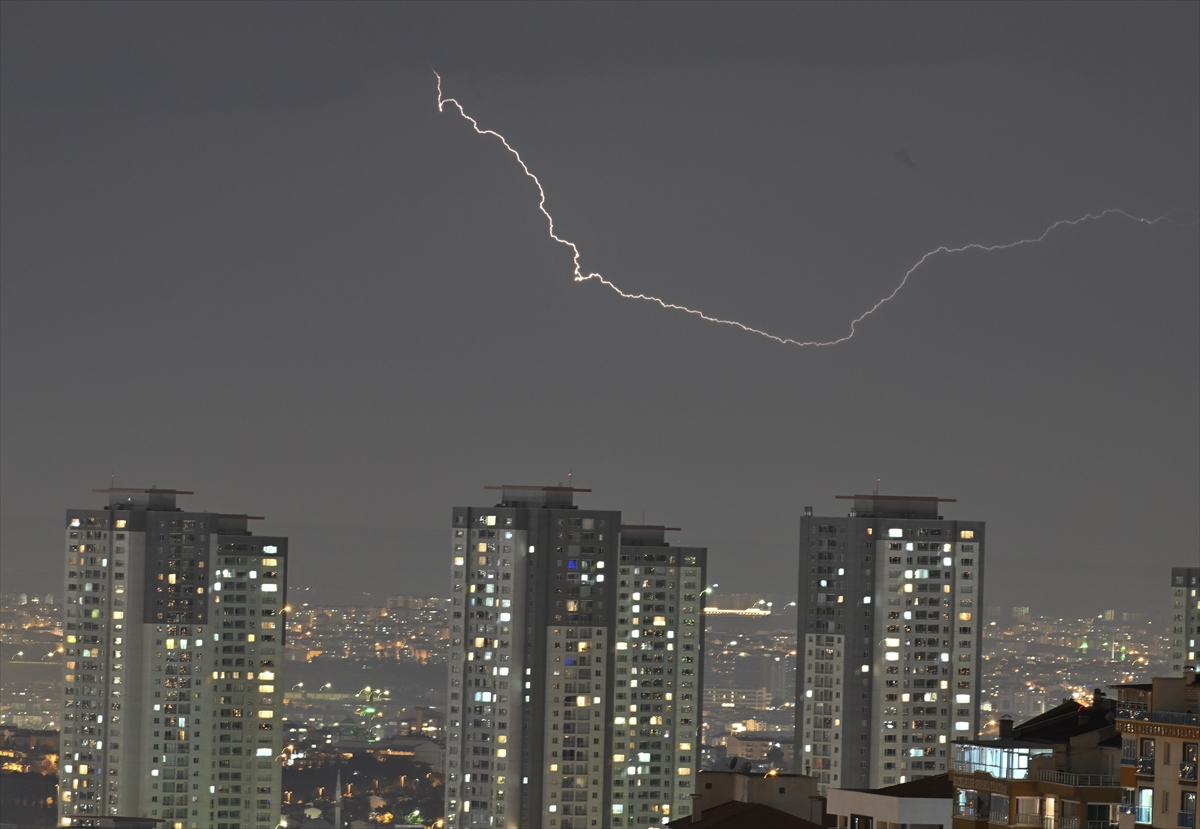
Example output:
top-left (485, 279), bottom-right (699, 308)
top-left (1032, 770), bottom-right (1119, 787)
top-left (1181, 761), bottom-right (1198, 782)
top-left (1014, 813), bottom-right (1043, 827)
top-left (1136, 806), bottom-right (1152, 824)
top-left (1136, 758), bottom-right (1156, 775)
top-left (1120, 709), bottom-right (1200, 727)
top-left (1178, 812), bottom-right (1196, 829)
top-left (1085, 822), bottom-right (1118, 829)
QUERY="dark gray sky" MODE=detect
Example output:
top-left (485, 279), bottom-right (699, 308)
top-left (2, 2), bottom-right (1197, 617)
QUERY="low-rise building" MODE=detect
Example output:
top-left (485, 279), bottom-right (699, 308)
top-left (726, 732), bottom-right (796, 770)
top-left (672, 769), bottom-right (824, 827)
top-left (827, 773), bottom-right (953, 829)
top-left (1113, 673), bottom-right (1199, 829)
top-left (950, 692), bottom-right (1122, 829)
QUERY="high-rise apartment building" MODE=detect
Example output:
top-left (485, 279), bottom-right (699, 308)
top-left (444, 486), bottom-right (706, 829)
top-left (795, 494), bottom-right (984, 791)
top-left (59, 488), bottom-right (287, 829)
top-left (1169, 567), bottom-right (1200, 676)
top-left (609, 525), bottom-right (706, 828)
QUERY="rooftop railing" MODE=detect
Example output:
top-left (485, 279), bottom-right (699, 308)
top-left (1032, 770), bottom-right (1120, 787)
top-left (1119, 708), bottom-right (1200, 726)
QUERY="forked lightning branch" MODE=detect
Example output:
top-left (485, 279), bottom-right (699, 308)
top-left (435, 73), bottom-right (1195, 349)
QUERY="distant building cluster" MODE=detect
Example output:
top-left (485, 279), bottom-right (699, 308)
top-left (0, 484), bottom-right (1190, 829)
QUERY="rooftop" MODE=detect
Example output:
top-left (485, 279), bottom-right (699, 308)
top-left (869, 773), bottom-right (954, 799)
top-left (834, 494), bottom-right (957, 519)
top-left (667, 801), bottom-right (822, 829)
top-left (486, 484), bottom-right (591, 509)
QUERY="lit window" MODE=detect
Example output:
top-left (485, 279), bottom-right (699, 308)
top-left (960, 531), bottom-right (974, 539)
top-left (258, 710), bottom-right (274, 718)
top-left (263, 557), bottom-right (278, 566)
top-left (261, 584), bottom-right (278, 592)
top-left (884, 638), bottom-right (900, 647)
top-left (885, 652), bottom-right (899, 661)
top-left (959, 612), bottom-right (973, 621)
top-left (888, 529), bottom-right (903, 538)
top-left (955, 721), bottom-right (970, 730)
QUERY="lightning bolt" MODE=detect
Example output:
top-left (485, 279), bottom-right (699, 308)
top-left (435, 72), bottom-right (1196, 348)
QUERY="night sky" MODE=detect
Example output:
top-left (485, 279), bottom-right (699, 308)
top-left (2, 2), bottom-right (1197, 617)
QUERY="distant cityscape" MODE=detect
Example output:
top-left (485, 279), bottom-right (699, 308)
top-left (0, 487), bottom-right (1194, 829)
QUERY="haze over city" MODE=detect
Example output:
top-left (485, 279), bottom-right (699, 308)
top-left (3, 4), bottom-right (1198, 624)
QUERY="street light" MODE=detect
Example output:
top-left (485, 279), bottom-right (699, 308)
top-left (10, 651), bottom-right (24, 661)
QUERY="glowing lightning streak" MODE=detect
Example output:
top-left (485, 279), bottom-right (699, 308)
top-left (436, 72), bottom-right (1195, 347)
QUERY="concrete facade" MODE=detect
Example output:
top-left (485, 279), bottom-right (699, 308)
top-left (1169, 569), bottom-right (1199, 677)
top-left (58, 488), bottom-right (287, 829)
top-left (443, 486), bottom-right (708, 829)
top-left (827, 774), bottom-right (953, 829)
top-left (1114, 675), bottom-right (1199, 829)
top-left (689, 770), bottom-right (824, 824)
top-left (796, 495), bottom-right (985, 790)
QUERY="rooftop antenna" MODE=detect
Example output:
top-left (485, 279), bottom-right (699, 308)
top-left (568, 468), bottom-right (573, 488)
top-left (873, 478), bottom-right (880, 496)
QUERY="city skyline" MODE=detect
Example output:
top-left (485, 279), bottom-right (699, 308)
top-left (1, 4), bottom-right (1197, 647)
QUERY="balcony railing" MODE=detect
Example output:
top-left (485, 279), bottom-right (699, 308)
top-left (1085, 821), bottom-right (1118, 829)
top-left (1181, 761), bottom-right (1198, 782)
top-left (1178, 812), bottom-right (1196, 829)
top-left (1061, 818), bottom-right (1079, 829)
top-left (1136, 806), bottom-right (1153, 824)
top-left (1120, 709), bottom-right (1200, 726)
top-left (1033, 770), bottom-right (1120, 787)
top-left (1014, 813), bottom-right (1043, 827)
